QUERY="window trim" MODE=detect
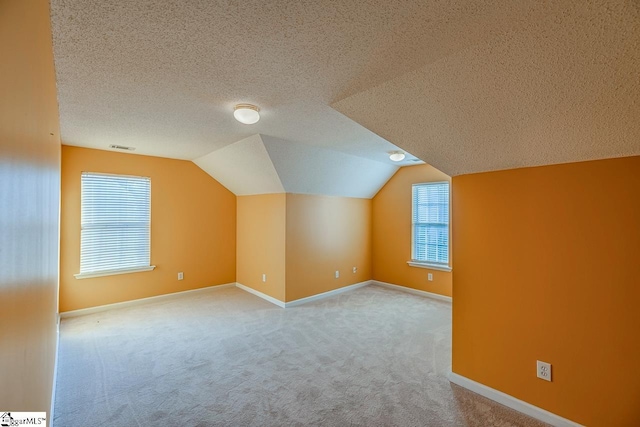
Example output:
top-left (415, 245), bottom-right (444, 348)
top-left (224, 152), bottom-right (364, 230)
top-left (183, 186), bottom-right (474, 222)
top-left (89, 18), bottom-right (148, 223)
top-left (406, 261), bottom-right (452, 272)
top-left (75, 171), bottom-right (154, 279)
top-left (409, 181), bottom-right (452, 271)
top-left (74, 265), bottom-right (156, 280)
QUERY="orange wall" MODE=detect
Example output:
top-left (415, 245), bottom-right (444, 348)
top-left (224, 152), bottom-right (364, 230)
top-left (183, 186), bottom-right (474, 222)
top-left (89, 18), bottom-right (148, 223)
top-left (452, 156), bottom-right (640, 426)
top-left (0, 0), bottom-right (60, 413)
top-left (236, 194), bottom-right (286, 301)
top-left (60, 146), bottom-right (236, 312)
top-left (285, 194), bottom-right (371, 302)
top-left (372, 164), bottom-right (452, 296)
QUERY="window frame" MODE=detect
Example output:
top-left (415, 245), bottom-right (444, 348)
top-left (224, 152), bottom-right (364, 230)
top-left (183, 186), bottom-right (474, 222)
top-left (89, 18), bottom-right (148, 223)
top-left (74, 172), bottom-right (155, 279)
top-left (408, 181), bottom-right (452, 272)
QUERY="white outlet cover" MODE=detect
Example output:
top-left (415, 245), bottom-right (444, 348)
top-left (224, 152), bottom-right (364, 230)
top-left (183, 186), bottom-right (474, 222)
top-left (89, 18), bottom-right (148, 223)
top-left (428, 273), bottom-right (433, 281)
top-left (353, 267), bottom-right (357, 273)
top-left (335, 270), bottom-right (340, 279)
top-left (178, 272), bottom-right (184, 280)
top-left (262, 274), bottom-right (266, 282)
top-left (537, 360), bottom-right (552, 381)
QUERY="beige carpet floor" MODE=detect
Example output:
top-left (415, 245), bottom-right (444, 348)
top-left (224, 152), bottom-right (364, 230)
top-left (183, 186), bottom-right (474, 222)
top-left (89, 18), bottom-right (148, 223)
top-left (53, 285), bottom-right (548, 426)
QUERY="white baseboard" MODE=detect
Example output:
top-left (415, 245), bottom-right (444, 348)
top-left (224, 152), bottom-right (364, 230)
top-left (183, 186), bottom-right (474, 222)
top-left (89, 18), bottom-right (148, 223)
top-left (59, 279), bottom-right (447, 318)
top-left (448, 372), bottom-right (583, 427)
top-left (235, 281), bottom-right (372, 308)
top-left (372, 280), bottom-right (452, 303)
top-left (59, 283), bottom-right (237, 318)
top-left (285, 280), bottom-right (371, 307)
top-left (235, 283), bottom-right (286, 308)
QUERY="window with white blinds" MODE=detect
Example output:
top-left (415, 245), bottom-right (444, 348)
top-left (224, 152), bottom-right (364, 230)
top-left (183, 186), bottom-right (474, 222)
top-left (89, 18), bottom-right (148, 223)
top-left (77, 172), bottom-right (152, 278)
top-left (412, 182), bottom-right (450, 265)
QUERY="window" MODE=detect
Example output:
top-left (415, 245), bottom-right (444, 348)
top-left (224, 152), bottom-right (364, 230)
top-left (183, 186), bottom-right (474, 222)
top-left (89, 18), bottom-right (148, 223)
top-left (75, 172), bottom-right (154, 278)
top-left (411, 182), bottom-right (450, 269)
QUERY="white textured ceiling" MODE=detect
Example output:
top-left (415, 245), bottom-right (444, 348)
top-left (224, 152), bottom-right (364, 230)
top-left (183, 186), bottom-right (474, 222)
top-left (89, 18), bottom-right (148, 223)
top-left (193, 134), bottom-right (399, 198)
top-left (333, 0), bottom-right (640, 176)
top-left (192, 134), bottom-right (284, 196)
top-left (50, 0), bottom-right (640, 184)
top-left (261, 136), bottom-right (399, 199)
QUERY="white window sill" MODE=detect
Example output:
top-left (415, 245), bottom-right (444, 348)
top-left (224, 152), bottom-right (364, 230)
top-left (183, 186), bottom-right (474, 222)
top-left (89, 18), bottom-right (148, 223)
top-left (74, 265), bottom-right (156, 279)
top-left (407, 261), bottom-right (452, 272)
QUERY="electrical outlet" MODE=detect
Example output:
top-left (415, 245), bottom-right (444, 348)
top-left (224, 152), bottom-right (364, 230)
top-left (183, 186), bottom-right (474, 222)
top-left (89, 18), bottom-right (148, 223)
top-left (537, 360), bottom-right (552, 381)
top-left (428, 273), bottom-right (433, 281)
top-left (262, 274), bottom-right (266, 282)
top-left (335, 270), bottom-right (340, 279)
top-left (353, 267), bottom-right (357, 273)
top-left (178, 272), bottom-right (184, 280)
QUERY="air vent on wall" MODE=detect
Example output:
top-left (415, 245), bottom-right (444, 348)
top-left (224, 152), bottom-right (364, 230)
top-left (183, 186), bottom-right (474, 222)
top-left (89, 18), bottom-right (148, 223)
top-left (109, 144), bottom-right (135, 151)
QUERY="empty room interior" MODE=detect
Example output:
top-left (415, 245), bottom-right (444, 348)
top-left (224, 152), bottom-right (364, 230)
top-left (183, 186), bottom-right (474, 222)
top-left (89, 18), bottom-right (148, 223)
top-left (1, 0), bottom-right (639, 426)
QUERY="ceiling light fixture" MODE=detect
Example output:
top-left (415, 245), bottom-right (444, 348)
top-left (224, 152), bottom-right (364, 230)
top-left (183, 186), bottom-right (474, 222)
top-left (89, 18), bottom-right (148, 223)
top-left (389, 151), bottom-right (406, 162)
top-left (233, 104), bottom-right (260, 124)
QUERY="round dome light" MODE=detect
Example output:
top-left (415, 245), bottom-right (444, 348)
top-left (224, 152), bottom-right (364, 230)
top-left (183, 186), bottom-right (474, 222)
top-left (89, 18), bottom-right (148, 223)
top-left (389, 151), bottom-right (406, 162)
top-left (233, 104), bottom-right (260, 124)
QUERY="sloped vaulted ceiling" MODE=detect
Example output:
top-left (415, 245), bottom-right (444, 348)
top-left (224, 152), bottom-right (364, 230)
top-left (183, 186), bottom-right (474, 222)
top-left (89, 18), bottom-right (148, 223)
top-left (50, 0), bottom-right (640, 187)
top-left (193, 135), bottom-right (399, 198)
top-left (332, 1), bottom-right (640, 176)
top-left (193, 134), bottom-right (285, 195)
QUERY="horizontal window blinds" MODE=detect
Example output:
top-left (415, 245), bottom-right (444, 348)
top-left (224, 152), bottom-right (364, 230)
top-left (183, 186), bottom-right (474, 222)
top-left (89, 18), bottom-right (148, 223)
top-left (412, 182), bottom-right (449, 264)
top-left (80, 172), bottom-right (151, 274)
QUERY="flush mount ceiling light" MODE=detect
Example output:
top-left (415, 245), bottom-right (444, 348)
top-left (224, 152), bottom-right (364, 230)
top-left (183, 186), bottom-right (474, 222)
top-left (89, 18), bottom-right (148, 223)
top-left (233, 104), bottom-right (260, 124)
top-left (389, 151), bottom-right (406, 162)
